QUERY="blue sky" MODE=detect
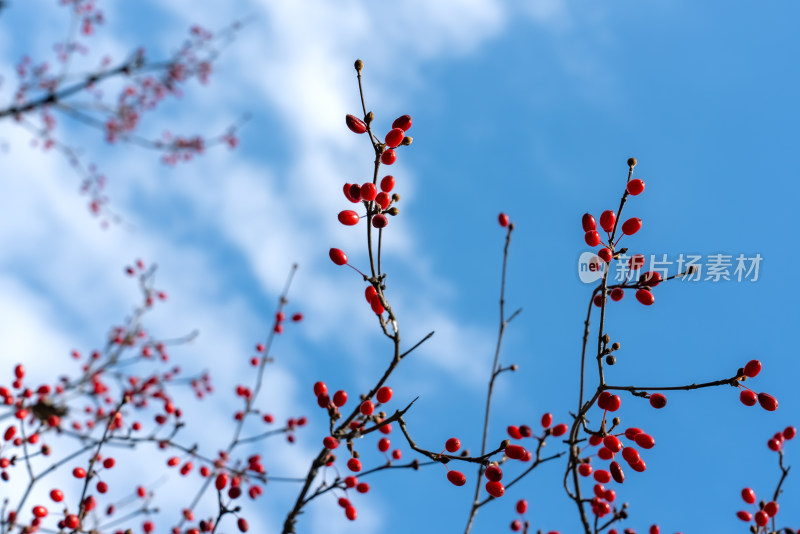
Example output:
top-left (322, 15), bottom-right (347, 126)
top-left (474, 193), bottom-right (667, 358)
top-left (0, 1), bottom-right (798, 533)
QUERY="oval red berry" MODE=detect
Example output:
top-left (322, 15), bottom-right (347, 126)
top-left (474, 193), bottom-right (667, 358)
top-left (447, 470), bottom-right (466, 486)
top-left (338, 210), bottom-right (359, 226)
top-left (380, 175), bottom-right (395, 192)
top-left (582, 213), bottom-right (597, 232)
top-left (626, 179), bottom-right (645, 195)
top-left (621, 217), bottom-right (642, 235)
top-left (385, 128), bottom-right (405, 148)
top-left (392, 115), bottom-right (412, 131)
top-left (381, 149), bottom-right (397, 165)
top-left (635, 289), bottom-right (654, 306)
top-left (585, 231), bottom-right (601, 247)
top-left (744, 359), bottom-right (761, 378)
top-left (599, 210), bottom-right (616, 233)
top-left (329, 248), bottom-right (347, 266)
top-left (346, 114), bottom-right (367, 134)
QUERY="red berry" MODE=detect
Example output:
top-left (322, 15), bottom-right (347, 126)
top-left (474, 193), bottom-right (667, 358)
top-left (485, 465), bottom-right (503, 482)
top-left (578, 463), bottom-right (593, 477)
top-left (634, 433), bottom-right (655, 449)
top-left (376, 386), bottom-right (393, 404)
top-left (741, 487), bottom-right (756, 504)
top-left (629, 254), bottom-right (645, 270)
top-left (739, 389), bottom-right (757, 406)
top-left (768, 438), bottom-right (781, 451)
top-left (593, 470), bottom-right (611, 483)
top-left (485, 480), bottom-right (505, 498)
top-left (338, 210), bottom-right (359, 226)
top-left (627, 179), bottom-right (645, 195)
top-left (635, 289), bottom-right (654, 306)
top-left (621, 217), bottom-right (642, 235)
top-left (347, 458), bottom-right (362, 472)
top-left (610, 461), bottom-right (624, 483)
top-left (32, 506), bottom-right (47, 518)
top-left (593, 294), bottom-right (605, 308)
top-left (552, 423), bottom-right (568, 437)
top-left (505, 445), bottom-right (527, 460)
top-left (365, 285), bottom-right (378, 303)
top-left (625, 428), bottom-right (643, 440)
top-left (14, 364), bottom-right (24, 379)
top-left (65, 514), bottom-right (80, 529)
top-left (736, 510), bottom-right (752, 521)
top-left (610, 288), bottom-right (624, 301)
top-left (333, 390), bottom-right (348, 407)
top-left (606, 395), bottom-right (621, 412)
top-left (372, 214), bottom-right (388, 229)
top-left (370, 294), bottom-right (384, 314)
top-left (585, 231), bottom-right (601, 247)
top-left (313, 381), bottom-right (327, 397)
top-left (344, 476), bottom-right (357, 488)
top-left (519, 425), bottom-right (532, 437)
top-left (598, 248), bottom-right (612, 263)
top-left (649, 393), bottom-right (667, 409)
top-left (744, 359), bottom-right (761, 378)
top-left (73, 467), bottom-right (86, 479)
top-left (329, 248), bottom-right (347, 266)
top-left (447, 470), bottom-right (466, 486)
top-left (598, 447), bottom-right (614, 460)
top-left (380, 175), bottom-right (395, 192)
top-left (621, 447), bottom-right (640, 464)
top-left (511, 520), bottom-right (522, 531)
top-left (445, 437), bottom-right (461, 453)
top-left (758, 392), bottom-right (778, 411)
top-left (516, 499), bottom-right (527, 514)
top-left (603, 435), bottom-right (622, 452)
top-left (599, 210), bottom-right (616, 233)
top-left (507, 425), bottom-right (522, 439)
top-left (582, 213), bottom-right (597, 232)
top-left (630, 459), bottom-right (647, 472)
top-left (392, 115), bottom-right (412, 131)
top-left (345, 505), bottom-right (357, 520)
top-left (360, 183), bottom-right (377, 202)
top-left (764, 501), bottom-right (779, 517)
top-left (356, 482), bottom-right (370, 493)
top-left (385, 128), bottom-right (405, 148)
top-left (360, 400), bottom-right (374, 416)
top-left (784, 426), bottom-right (796, 440)
top-left (50, 489), bottom-right (64, 502)
top-left (541, 413), bottom-right (553, 428)
top-left (639, 271), bottom-right (662, 287)
top-left (237, 518), bottom-right (249, 532)
top-left (348, 183), bottom-right (362, 202)
top-left (498, 213), bottom-right (509, 227)
top-left (589, 435), bottom-right (603, 446)
top-left (216, 473), bottom-right (228, 490)
top-left (381, 149), bottom-right (397, 165)
top-left (754, 510), bottom-right (768, 527)
top-left (346, 114), bottom-right (367, 134)
top-left (375, 192), bottom-right (391, 210)
top-left (648, 526), bottom-right (659, 534)
top-left (323, 436), bottom-right (339, 449)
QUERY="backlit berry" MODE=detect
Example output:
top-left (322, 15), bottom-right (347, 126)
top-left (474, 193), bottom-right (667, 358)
top-left (635, 289), bottom-right (654, 306)
top-left (73, 467), bottom-right (86, 479)
top-left (626, 179), bottom-right (645, 195)
top-left (32, 506), bottom-right (47, 518)
top-left (599, 210), bottom-right (616, 233)
top-left (485, 465), bottom-right (503, 482)
top-left (313, 381), bottom-right (327, 397)
top-left (741, 487), bottom-right (756, 504)
top-left (375, 192), bottom-right (391, 210)
top-left (541, 413), bottom-right (553, 428)
top-left (744, 359), bottom-right (761, 378)
top-left (380, 175), bottom-right (395, 192)
top-left (333, 390), bottom-right (348, 407)
top-left (360, 183), bottom-right (377, 202)
top-left (376, 386), bottom-right (393, 404)
top-left (485, 480), bottom-right (505, 498)
top-left (498, 213), bottom-right (509, 227)
top-left (378, 437), bottom-right (390, 452)
top-left (758, 392), bottom-right (778, 411)
top-left (346, 114), bottom-right (367, 134)
top-left (447, 470), bottom-right (466, 486)
top-left (50, 489), bottom-right (64, 502)
top-left (739, 389), bottom-right (757, 406)
top-left (338, 210), bottom-right (359, 226)
top-left (445, 437), bottom-right (461, 453)
top-left (329, 248), bottom-right (347, 266)
top-left (582, 213), bottom-right (597, 232)
top-left (649, 393), bottom-right (667, 409)
top-left (385, 128), bottom-right (405, 148)
top-left (621, 217), bottom-right (642, 235)
top-left (392, 115), bottom-right (412, 131)
top-left (381, 149), bottom-right (397, 165)
top-left (372, 214), bottom-right (388, 228)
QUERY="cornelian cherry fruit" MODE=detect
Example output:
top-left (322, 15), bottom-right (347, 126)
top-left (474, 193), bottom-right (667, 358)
top-left (635, 289), bottom-right (654, 306)
top-left (507, 425), bottom-right (522, 439)
top-left (375, 192), bottom-right (391, 210)
top-left (485, 465), bottom-right (503, 481)
top-left (585, 231), bottom-right (601, 247)
top-left (372, 214), bottom-right (388, 228)
top-left (758, 392), bottom-right (778, 411)
top-left (582, 213), bottom-right (597, 232)
top-left (392, 115), bottom-right (412, 131)
top-left (380, 175), bottom-right (395, 192)
top-left (381, 149), bottom-right (396, 165)
top-left (498, 213), bottom-right (509, 227)
top-left (744, 359), bottom-right (761, 378)
top-left (600, 211), bottom-right (616, 232)
top-left (360, 400), bottom-right (375, 415)
top-left (346, 115), bottom-right (367, 134)
top-left (552, 423), bottom-right (568, 437)
top-left (593, 470), bottom-right (611, 483)
top-left (736, 511), bottom-right (752, 521)
top-left (385, 128), bottom-right (405, 148)
top-left (505, 445), bottom-right (527, 460)
top-left (485, 480), bottom-right (505, 498)
top-left (610, 288), bottom-right (624, 301)
top-left (447, 470), bottom-right (466, 486)
top-left (741, 487), bottom-right (756, 504)
top-left (376, 386), bottom-right (393, 404)
top-left (578, 464), bottom-right (593, 477)
top-left (445, 437), bottom-right (461, 453)
top-left (598, 248), bottom-right (612, 263)
top-left (610, 461), bottom-right (624, 483)
top-left (627, 179), bottom-right (645, 195)
top-left (621, 217), bottom-right (642, 235)
top-left (649, 393), bottom-right (667, 409)
top-left (541, 413), bottom-right (553, 428)
top-left (360, 183), bottom-right (377, 201)
top-left (333, 390), bottom-right (348, 407)
top-left (740, 389), bottom-right (757, 406)
top-left (347, 458), bottom-right (362, 472)
top-left (516, 499), bottom-right (527, 514)
top-left (329, 248), bottom-right (347, 266)
top-left (629, 254), bottom-right (645, 270)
